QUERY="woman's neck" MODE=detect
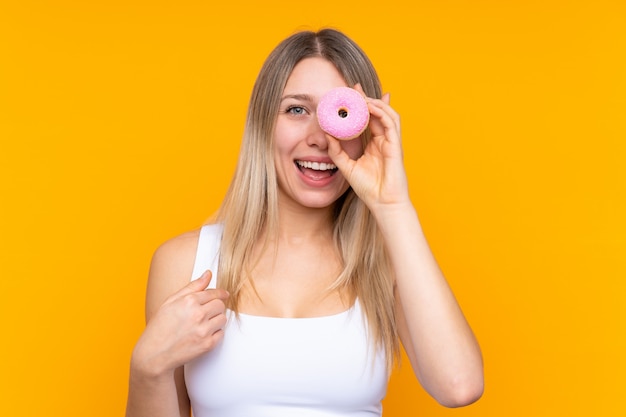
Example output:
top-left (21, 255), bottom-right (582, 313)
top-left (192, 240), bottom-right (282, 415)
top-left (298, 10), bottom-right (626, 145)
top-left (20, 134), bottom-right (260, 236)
top-left (278, 205), bottom-right (334, 243)
top-left (268, 194), bottom-right (336, 244)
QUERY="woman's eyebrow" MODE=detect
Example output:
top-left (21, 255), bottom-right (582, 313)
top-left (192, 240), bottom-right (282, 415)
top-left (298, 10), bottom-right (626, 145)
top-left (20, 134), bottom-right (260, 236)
top-left (280, 93), bottom-right (314, 103)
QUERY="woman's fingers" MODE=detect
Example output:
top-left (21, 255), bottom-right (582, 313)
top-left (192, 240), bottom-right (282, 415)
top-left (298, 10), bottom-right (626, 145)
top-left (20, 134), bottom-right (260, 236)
top-left (349, 83), bottom-right (401, 147)
top-left (366, 95), bottom-right (401, 144)
top-left (197, 292), bottom-right (229, 320)
top-left (168, 270), bottom-right (212, 300)
top-left (192, 287), bottom-right (229, 305)
top-left (166, 270), bottom-right (229, 305)
top-left (326, 134), bottom-right (355, 173)
top-left (131, 269), bottom-right (231, 376)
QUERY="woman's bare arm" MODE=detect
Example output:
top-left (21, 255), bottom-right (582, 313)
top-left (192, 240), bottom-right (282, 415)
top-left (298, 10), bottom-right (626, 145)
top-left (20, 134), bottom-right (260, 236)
top-left (125, 230), bottom-right (228, 417)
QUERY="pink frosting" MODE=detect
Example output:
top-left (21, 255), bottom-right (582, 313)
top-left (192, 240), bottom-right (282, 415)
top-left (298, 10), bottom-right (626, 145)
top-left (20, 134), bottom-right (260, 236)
top-left (317, 87), bottom-right (370, 140)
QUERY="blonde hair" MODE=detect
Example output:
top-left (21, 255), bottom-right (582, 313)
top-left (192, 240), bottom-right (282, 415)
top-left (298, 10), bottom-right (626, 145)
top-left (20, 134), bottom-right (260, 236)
top-left (214, 28), bottom-right (399, 370)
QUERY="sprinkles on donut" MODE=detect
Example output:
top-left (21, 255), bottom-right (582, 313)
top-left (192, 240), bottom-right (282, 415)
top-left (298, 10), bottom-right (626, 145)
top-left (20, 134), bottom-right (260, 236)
top-left (317, 86), bottom-right (370, 140)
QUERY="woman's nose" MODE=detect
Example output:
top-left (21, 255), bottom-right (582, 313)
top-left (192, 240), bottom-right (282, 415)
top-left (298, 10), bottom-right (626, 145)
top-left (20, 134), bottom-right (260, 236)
top-left (305, 118), bottom-right (328, 149)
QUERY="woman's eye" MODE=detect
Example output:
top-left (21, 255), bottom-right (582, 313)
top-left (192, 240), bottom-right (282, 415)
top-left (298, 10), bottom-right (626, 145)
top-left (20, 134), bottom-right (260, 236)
top-left (286, 106), bottom-right (306, 116)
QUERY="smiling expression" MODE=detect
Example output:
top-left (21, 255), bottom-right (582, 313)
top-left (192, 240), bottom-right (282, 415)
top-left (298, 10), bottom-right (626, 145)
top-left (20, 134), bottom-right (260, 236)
top-left (273, 57), bottom-right (364, 210)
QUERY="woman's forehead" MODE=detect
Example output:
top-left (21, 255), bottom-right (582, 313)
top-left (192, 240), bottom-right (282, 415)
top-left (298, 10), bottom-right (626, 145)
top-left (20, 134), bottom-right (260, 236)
top-left (282, 57), bottom-right (348, 98)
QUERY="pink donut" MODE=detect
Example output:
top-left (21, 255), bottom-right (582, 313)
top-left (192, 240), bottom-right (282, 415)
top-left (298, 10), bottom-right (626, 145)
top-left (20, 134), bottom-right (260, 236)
top-left (317, 87), bottom-right (370, 140)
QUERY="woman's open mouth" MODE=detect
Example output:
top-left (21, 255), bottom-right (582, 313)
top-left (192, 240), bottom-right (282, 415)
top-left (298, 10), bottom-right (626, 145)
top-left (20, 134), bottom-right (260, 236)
top-left (295, 160), bottom-right (339, 180)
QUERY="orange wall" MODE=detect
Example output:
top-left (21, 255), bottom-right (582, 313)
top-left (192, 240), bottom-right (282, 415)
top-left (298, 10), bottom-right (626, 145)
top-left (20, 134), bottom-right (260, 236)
top-left (1, 1), bottom-right (624, 415)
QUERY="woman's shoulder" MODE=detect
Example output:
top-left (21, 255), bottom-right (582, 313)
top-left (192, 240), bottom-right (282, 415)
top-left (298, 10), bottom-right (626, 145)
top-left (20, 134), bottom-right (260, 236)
top-left (145, 229), bottom-right (203, 319)
top-left (152, 229), bottom-right (201, 268)
top-left (150, 223), bottom-right (224, 277)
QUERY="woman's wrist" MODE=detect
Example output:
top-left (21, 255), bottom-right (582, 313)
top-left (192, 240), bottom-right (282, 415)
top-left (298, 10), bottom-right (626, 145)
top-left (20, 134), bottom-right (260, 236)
top-left (370, 201), bottom-right (431, 255)
top-left (130, 346), bottom-right (174, 383)
top-left (370, 200), bottom-right (420, 229)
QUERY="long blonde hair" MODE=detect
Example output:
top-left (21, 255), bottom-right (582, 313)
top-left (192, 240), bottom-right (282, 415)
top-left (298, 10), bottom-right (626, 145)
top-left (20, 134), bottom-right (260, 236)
top-left (214, 28), bottom-right (399, 370)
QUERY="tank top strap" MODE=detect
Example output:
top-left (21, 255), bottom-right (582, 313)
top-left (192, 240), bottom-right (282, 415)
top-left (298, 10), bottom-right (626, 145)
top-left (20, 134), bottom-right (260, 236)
top-left (191, 223), bottom-right (223, 289)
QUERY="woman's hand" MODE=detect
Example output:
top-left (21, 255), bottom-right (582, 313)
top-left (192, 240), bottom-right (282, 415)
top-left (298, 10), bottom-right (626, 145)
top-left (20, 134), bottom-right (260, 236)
top-left (330, 91), bottom-right (485, 404)
top-left (327, 85), bottom-right (410, 213)
top-left (130, 271), bottom-right (229, 379)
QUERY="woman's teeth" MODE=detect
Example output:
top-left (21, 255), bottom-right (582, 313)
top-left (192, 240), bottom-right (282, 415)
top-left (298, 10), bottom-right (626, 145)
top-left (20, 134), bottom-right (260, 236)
top-left (296, 160), bottom-right (337, 171)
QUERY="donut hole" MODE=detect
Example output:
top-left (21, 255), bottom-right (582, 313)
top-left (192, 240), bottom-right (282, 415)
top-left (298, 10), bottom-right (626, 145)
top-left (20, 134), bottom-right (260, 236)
top-left (337, 108), bottom-right (348, 118)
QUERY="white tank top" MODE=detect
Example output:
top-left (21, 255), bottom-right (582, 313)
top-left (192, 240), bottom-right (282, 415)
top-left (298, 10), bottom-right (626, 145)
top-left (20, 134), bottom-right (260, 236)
top-left (185, 224), bottom-right (388, 417)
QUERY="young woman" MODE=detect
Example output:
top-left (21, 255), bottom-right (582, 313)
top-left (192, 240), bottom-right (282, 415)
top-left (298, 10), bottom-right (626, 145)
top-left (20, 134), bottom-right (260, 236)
top-left (126, 28), bottom-right (483, 417)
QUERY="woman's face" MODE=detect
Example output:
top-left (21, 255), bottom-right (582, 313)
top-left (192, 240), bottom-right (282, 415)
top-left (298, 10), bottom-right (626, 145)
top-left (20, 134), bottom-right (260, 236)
top-left (273, 57), bottom-right (363, 210)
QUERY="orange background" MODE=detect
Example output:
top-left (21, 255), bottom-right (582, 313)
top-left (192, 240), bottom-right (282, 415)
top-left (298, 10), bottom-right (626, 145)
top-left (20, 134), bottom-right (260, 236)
top-left (1, 1), bottom-right (625, 415)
